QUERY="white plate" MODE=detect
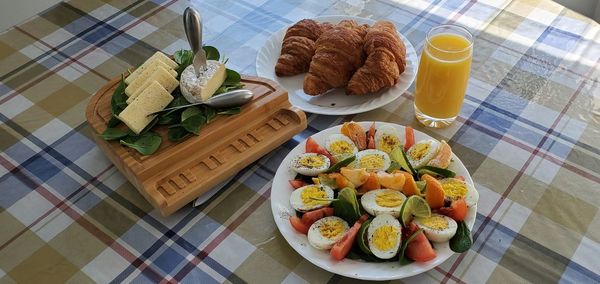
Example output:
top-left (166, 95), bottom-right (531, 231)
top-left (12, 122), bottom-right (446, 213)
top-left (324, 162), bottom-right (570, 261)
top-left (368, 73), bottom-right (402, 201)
top-left (271, 121), bottom-right (477, 281)
top-left (256, 16), bottom-right (418, 115)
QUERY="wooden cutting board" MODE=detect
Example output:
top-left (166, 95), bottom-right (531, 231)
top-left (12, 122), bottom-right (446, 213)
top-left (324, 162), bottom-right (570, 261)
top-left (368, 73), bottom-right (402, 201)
top-left (86, 75), bottom-right (306, 216)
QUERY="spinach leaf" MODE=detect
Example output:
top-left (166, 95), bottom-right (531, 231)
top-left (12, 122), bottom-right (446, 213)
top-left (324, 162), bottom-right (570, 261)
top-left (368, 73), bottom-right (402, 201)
top-left (332, 187), bottom-right (361, 224)
top-left (217, 107), bottom-right (241, 115)
top-left (357, 218), bottom-right (373, 255)
top-left (110, 75), bottom-right (127, 115)
top-left (107, 115), bottom-right (121, 128)
top-left (181, 114), bottom-right (206, 135)
top-left (203, 106), bottom-right (217, 123)
top-left (158, 96), bottom-right (189, 124)
top-left (224, 69), bottom-right (241, 85)
top-left (120, 131), bottom-right (162, 155)
top-left (450, 221), bottom-right (472, 253)
top-left (398, 228), bottom-right (423, 265)
top-left (174, 50), bottom-right (194, 77)
top-left (168, 126), bottom-right (191, 142)
top-left (100, 127), bottom-right (128, 140)
top-left (203, 46), bottom-right (220, 60)
top-left (181, 107), bottom-right (203, 121)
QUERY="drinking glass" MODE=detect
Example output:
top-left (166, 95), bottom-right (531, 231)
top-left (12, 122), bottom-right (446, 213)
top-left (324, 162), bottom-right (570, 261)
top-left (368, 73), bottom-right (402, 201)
top-left (414, 24), bottom-right (473, 128)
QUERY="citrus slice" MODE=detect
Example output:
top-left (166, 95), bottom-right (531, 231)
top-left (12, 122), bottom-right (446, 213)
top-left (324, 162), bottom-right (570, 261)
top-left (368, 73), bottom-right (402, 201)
top-left (400, 195), bottom-right (431, 226)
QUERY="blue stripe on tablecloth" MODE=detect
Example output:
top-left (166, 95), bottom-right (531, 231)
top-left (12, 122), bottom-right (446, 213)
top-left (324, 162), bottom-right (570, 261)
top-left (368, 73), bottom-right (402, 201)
top-left (472, 212), bottom-right (600, 282)
top-left (0, 0), bottom-right (145, 82)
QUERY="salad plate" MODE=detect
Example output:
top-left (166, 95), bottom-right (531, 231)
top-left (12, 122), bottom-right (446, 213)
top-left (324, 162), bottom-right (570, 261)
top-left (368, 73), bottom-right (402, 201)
top-left (256, 15), bottom-right (418, 116)
top-left (270, 121), bottom-right (477, 280)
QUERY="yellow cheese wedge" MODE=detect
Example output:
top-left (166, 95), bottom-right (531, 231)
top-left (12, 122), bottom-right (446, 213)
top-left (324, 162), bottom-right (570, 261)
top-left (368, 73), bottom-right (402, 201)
top-left (118, 81), bottom-right (174, 134)
top-left (125, 51), bottom-right (177, 84)
top-left (180, 60), bottom-right (227, 103)
top-left (125, 66), bottom-right (179, 98)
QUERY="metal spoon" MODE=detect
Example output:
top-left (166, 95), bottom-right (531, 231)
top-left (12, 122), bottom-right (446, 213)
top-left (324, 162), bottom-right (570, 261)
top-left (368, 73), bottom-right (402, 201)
top-left (183, 7), bottom-right (207, 73)
top-left (148, 89), bottom-right (253, 116)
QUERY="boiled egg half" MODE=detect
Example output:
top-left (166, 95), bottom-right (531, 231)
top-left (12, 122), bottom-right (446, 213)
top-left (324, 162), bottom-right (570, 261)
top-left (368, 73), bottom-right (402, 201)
top-left (414, 214), bottom-right (457, 243)
top-left (290, 184), bottom-right (334, 212)
top-left (367, 214), bottom-right (402, 259)
top-left (375, 125), bottom-right (404, 154)
top-left (439, 178), bottom-right (479, 207)
top-left (291, 153), bottom-right (330, 176)
top-left (355, 149), bottom-right (391, 172)
top-left (307, 216), bottom-right (349, 250)
top-left (406, 139), bottom-right (440, 169)
top-left (325, 134), bottom-right (358, 157)
top-left (360, 189), bottom-right (406, 218)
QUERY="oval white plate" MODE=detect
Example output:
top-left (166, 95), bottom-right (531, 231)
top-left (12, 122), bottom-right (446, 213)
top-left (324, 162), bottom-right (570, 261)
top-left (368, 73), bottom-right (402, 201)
top-left (256, 16), bottom-right (418, 116)
top-left (271, 121), bottom-right (477, 281)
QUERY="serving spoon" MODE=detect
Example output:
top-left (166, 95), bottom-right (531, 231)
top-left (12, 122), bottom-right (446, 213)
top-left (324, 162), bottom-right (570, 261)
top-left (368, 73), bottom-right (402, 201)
top-left (148, 89), bottom-right (253, 116)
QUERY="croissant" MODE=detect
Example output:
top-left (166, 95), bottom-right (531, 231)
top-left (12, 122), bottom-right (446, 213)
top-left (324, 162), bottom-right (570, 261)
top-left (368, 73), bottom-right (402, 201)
top-left (347, 20), bottom-right (406, 95)
top-left (303, 20), bottom-right (366, 96)
top-left (275, 19), bottom-right (325, 76)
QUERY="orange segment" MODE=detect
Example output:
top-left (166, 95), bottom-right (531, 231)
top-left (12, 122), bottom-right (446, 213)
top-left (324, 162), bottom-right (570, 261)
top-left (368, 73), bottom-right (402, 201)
top-left (400, 171), bottom-right (420, 196)
top-left (341, 122), bottom-right (367, 150)
top-left (377, 171), bottom-right (406, 190)
top-left (358, 172), bottom-right (380, 194)
top-left (422, 174), bottom-right (445, 209)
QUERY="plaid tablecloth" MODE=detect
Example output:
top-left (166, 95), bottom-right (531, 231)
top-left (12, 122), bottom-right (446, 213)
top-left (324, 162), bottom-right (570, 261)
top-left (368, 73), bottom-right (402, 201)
top-left (1, 0), bottom-right (599, 283)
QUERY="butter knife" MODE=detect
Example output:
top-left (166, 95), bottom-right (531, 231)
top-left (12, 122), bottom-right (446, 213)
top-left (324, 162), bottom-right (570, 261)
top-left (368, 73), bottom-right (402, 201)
top-left (183, 7), bottom-right (207, 73)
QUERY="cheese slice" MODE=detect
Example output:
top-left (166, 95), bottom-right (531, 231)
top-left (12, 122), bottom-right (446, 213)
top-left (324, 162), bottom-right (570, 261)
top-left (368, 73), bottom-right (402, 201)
top-left (180, 60), bottom-right (227, 103)
top-left (125, 65), bottom-right (179, 98)
top-left (125, 52), bottom-right (178, 84)
top-left (125, 59), bottom-right (176, 85)
top-left (118, 81), bottom-right (174, 134)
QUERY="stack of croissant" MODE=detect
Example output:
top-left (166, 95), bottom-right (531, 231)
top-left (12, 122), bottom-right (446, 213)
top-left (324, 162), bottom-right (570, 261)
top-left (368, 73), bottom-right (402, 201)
top-left (275, 19), bottom-right (406, 96)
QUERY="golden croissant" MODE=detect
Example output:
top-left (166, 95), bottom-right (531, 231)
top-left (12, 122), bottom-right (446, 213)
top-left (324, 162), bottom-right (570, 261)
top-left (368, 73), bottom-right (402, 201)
top-left (303, 20), bottom-right (366, 96)
top-left (275, 19), bottom-right (326, 77)
top-left (347, 20), bottom-right (406, 95)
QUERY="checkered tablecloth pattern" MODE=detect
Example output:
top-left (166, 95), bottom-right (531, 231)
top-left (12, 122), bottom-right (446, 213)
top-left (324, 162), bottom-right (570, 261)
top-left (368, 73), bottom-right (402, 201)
top-left (1, 0), bottom-right (599, 283)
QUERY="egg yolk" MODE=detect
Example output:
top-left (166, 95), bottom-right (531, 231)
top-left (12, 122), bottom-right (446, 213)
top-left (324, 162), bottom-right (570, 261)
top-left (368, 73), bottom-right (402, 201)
top-left (301, 186), bottom-right (328, 207)
top-left (319, 219), bottom-right (345, 239)
top-left (299, 155), bottom-right (325, 168)
top-left (409, 143), bottom-right (430, 160)
top-left (441, 180), bottom-right (467, 200)
top-left (375, 191), bottom-right (404, 207)
top-left (421, 216), bottom-right (448, 230)
top-left (330, 141), bottom-right (354, 155)
top-left (378, 135), bottom-right (400, 153)
top-left (360, 154), bottom-right (384, 170)
top-left (372, 225), bottom-right (399, 251)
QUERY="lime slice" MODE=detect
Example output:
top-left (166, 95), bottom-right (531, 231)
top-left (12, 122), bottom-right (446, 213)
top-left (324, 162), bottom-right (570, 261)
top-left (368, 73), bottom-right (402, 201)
top-left (400, 195), bottom-right (431, 226)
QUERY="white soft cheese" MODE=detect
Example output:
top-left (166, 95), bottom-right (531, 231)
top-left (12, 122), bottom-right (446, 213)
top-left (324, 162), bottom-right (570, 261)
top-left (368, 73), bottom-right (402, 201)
top-left (180, 60), bottom-right (226, 103)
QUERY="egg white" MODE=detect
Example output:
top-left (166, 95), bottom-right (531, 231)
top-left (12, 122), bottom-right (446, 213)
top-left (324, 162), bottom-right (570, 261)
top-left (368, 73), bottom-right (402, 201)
top-left (360, 189), bottom-right (406, 218)
top-left (289, 185), bottom-right (334, 212)
top-left (307, 216), bottom-right (349, 250)
top-left (325, 134), bottom-right (358, 157)
top-left (414, 214), bottom-right (457, 243)
top-left (355, 149), bottom-right (391, 172)
top-left (374, 125), bottom-right (404, 154)
top-left (367, 214), bottom-right (402, 259)
top-left (406, 139), bottom-right (440, 169)
top-left (291, 153), bottom-right (330, 176)
top-left (438, 178), bottom-right (479, 208)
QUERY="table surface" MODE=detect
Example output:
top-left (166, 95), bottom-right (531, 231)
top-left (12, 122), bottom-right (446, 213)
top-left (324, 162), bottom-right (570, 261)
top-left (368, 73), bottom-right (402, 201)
top-left (1, 0), bottom-right (599, 283)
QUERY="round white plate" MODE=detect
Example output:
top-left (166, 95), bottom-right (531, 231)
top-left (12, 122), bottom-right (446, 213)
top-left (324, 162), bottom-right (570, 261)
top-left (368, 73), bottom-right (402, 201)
top-left (271, 121), bottom-right (477, 281)
top-left (256, 16), bottom-right (418, 116)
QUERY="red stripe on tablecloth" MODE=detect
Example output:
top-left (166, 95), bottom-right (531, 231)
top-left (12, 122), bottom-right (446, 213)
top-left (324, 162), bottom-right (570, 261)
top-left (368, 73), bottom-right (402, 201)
top-left (440, 55), bottom-right (599, 283)
top-left (14, 26), bottom-right (111, 81)
top-left (170, 186), bottom-right (272, 282)
top-left (0, 0), bottom-right (178, 106)
top-left (0, 155), bottom-right (165, 280)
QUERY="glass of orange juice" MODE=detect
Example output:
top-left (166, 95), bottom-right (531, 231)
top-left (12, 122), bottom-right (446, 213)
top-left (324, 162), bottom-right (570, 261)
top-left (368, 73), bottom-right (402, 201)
top-left (414, 25), bottom-right (473, 128)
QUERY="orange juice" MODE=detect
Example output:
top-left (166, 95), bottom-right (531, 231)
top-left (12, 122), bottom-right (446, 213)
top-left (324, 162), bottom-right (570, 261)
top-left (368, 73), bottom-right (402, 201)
top-left (415, 26), bottom-right (473, 127)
